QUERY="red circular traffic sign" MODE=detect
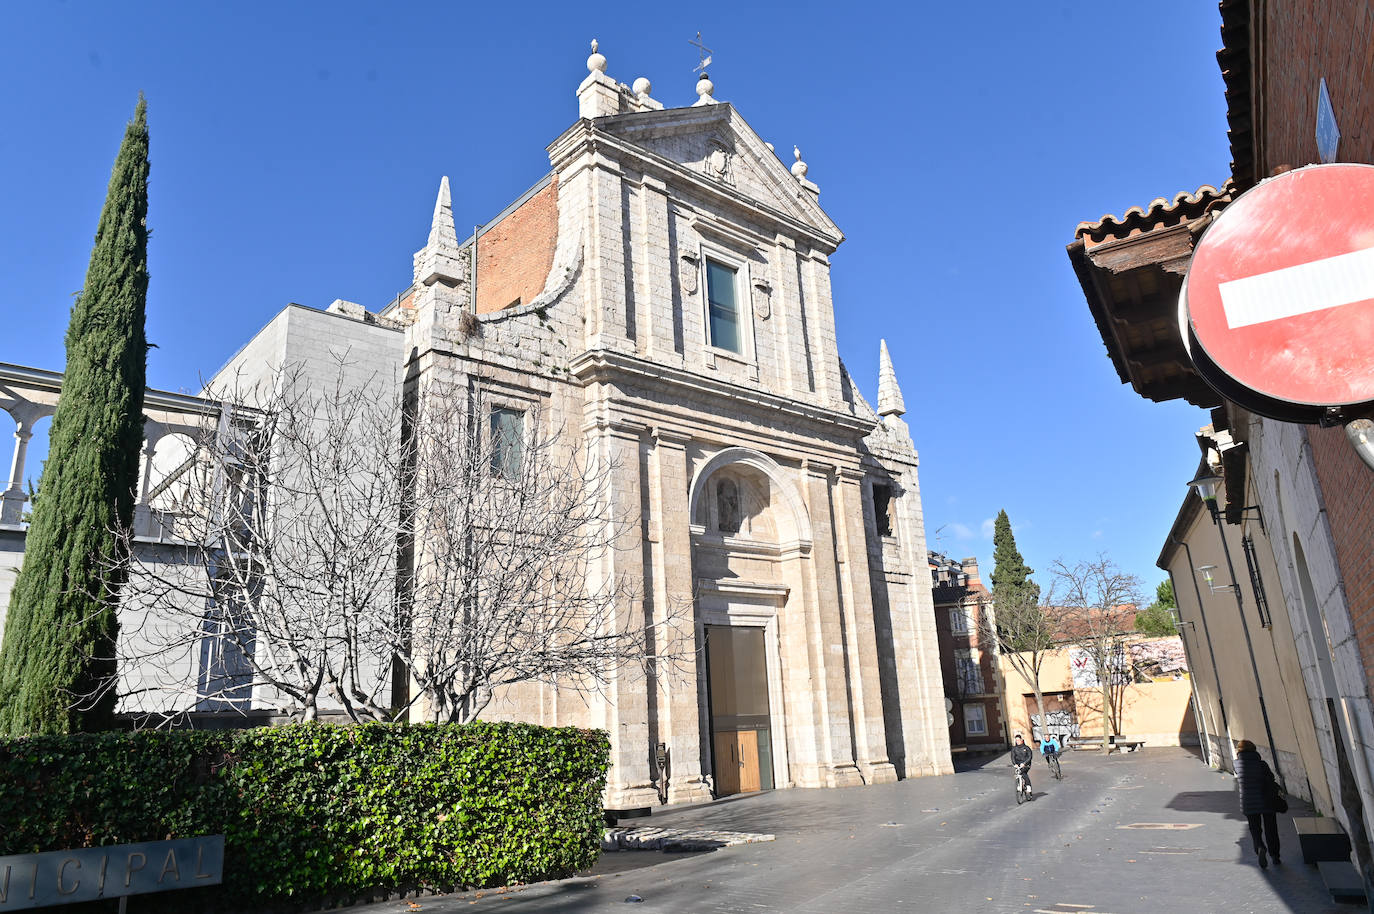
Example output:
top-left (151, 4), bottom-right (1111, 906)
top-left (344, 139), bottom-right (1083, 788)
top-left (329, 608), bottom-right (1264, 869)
top-left (1182, 163), bottom-right (1374, 413)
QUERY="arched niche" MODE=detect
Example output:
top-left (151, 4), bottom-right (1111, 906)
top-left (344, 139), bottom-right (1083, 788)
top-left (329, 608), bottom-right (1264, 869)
top-left (687, 447), bottom-right (811, 552)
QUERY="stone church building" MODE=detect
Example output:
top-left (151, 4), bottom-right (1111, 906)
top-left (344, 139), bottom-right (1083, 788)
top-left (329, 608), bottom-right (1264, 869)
top-left (1, 42), bottom-right (952, 806)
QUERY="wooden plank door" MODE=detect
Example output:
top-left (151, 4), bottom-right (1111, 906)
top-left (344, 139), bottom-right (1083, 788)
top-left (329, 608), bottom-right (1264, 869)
top-left (738, 730), bottom-right (761, 793)
top-left (714, 732), bottom-right (741, 796)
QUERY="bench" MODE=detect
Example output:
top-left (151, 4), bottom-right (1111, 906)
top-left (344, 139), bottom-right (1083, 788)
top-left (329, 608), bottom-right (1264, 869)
top-left (1295, 816), bottom-right (1353, 864)
top-left (1064, 737), bottom-right (1145, 752)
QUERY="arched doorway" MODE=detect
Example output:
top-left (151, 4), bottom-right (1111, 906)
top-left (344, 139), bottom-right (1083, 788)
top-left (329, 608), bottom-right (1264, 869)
top-left (689, 448), bottom-right (811, 796)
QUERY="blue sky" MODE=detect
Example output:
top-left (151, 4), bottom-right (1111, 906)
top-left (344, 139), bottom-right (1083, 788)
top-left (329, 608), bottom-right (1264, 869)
top-left (0, 2), bottom-right (1229, 597)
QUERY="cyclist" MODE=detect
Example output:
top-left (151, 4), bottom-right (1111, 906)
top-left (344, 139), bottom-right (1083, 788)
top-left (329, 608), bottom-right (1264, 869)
top-left (1041, 734), bottom-right (1062, 777)
top-left (1011, 733), bottom-right (1033, 797)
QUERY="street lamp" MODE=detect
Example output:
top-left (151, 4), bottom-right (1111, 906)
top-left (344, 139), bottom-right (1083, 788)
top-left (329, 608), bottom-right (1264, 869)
top-left (1195, 564), bottom-right (1237, 594)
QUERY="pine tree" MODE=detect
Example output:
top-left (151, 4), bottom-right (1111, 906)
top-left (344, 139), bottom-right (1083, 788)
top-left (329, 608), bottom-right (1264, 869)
top-left (1135, 579), bottom-right (1178, 636)
top-left (990, 509), bottom-right (1038, 605)
top-left (0, 98), bottom-right (150, 735)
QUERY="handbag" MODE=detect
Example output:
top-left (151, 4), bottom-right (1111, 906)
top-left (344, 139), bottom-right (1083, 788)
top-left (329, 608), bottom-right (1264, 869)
top-left (1267, 778), bottom-right (1289, 814)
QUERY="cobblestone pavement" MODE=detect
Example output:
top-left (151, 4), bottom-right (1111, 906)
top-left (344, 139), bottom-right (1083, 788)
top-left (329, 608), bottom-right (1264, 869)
top-left (351, 747), bottom-right (1347, 914)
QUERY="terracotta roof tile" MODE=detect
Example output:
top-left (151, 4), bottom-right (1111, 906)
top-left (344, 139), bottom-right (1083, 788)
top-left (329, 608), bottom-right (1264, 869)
top-left (1074, 181), bottom-right (1233, 246)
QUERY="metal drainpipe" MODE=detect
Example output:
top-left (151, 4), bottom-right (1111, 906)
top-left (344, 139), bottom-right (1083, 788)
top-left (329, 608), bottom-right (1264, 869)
top-left (1167, 566), bottom-right (1213, 768)
top-left (1210, 506), bottom-right (1288, 793)
top-left (1175, 537), bottom-right (1232, 764)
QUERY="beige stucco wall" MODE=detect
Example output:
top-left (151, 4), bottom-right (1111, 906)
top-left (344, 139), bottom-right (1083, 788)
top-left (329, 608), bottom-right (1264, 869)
top-left (1162, 486), bottom-right (1332, 809)
top-left (1001, 643), bottom-right (1198, 748)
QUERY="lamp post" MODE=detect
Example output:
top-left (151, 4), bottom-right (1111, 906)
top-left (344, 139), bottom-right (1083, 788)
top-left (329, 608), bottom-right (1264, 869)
top-left (1187, 466), bottom-right (1286, 790)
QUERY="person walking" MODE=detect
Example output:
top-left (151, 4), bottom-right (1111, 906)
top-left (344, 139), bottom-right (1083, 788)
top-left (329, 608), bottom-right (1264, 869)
top-left (1235, 739), bottom-right (1283, 868)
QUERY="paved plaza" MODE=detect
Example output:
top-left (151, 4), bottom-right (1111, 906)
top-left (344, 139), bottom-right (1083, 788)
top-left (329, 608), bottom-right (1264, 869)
top-left (355, 748), bottom-right (1348, 914)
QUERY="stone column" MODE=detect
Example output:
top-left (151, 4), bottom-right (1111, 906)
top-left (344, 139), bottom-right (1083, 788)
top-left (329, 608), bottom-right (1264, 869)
top-left (1, 420), bottom-right (33, 525)
top-left (602, 419), bottom-right (660, 809)
top-left (650, 427), bottom-right (713, 803)
top-left (835, 467), bottom-right (898, 784)
top-left (801, 460), bottom-right (863, 787)
top-left (132, 420), bottom-right (165, 538)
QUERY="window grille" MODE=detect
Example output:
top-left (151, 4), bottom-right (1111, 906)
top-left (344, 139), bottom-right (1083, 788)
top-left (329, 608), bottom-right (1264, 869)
top-left (1241, 534), bottom-right (1272, 628)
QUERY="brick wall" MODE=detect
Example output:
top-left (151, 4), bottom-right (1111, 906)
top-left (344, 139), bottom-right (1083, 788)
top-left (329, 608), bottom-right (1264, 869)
top-left (1254, 1), bottom-right (1374, 708)
top-left (1306, 425), bottom-right (1374, 696)
top-left (474, 178), bottom-right (559, 315)
top-left (1260, 2), bottom-right (1374, 173)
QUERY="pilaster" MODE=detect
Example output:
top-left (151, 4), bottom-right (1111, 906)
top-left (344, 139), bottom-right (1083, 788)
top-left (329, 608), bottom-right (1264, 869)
top-left (602, 418), bottom-right (659, 809)
top-left (836, 466), bottom-right (897, 784)
top-left (801, 460), bottom-right (863, 787)
top-left (650, 427), bottom-right (713, 804)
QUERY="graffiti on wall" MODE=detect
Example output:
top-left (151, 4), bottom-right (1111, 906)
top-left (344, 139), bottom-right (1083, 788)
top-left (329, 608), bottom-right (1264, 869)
top-left (1030, 709), bottom-right (1080, 743)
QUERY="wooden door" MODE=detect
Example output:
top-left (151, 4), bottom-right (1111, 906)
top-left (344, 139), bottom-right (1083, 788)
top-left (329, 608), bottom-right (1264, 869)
top-left (713, 730), bottom-right (762, 796)
top-left (737, 730), bottom-right (761, 793)
top-left (714, 732), bottom-right (741, 796)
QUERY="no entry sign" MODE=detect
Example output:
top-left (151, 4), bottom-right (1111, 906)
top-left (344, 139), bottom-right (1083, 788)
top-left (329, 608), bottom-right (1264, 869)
top-left (1181, 163), bottom-right (1374, 420)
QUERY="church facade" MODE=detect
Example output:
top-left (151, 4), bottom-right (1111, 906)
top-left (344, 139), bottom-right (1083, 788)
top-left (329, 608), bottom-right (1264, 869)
top-left (383, 45), bottom-right (951, 805)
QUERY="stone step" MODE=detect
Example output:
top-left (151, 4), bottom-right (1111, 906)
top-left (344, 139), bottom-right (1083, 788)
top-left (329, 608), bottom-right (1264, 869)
top-left (1317, 860), bottom-right (1367, 904)
top-left (1294, 816), bottom-right (1353, 864)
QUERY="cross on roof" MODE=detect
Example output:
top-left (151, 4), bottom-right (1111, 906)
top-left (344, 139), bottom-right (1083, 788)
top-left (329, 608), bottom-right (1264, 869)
top-left (689, 31), bottom-right (713, 74)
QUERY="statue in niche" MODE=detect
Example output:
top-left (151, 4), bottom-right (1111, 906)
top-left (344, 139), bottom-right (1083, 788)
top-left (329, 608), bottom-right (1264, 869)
top-left (716, 476), bottom-right (741, 534)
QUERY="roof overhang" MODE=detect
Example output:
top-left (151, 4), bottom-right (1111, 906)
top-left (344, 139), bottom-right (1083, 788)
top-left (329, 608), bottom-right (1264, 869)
top-left (1068, 187), bottom-right (1231, 408)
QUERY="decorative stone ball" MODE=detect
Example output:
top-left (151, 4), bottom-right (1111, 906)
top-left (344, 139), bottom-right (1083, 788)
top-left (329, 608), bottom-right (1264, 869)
top-left (791, 146), bottom-right (808, 178)
top-left (696, 73), bottom-right (714, 99)
top-left (633, 77), bottom-right (652, 98)
top-left (587, 39), bottom-right (607, 73)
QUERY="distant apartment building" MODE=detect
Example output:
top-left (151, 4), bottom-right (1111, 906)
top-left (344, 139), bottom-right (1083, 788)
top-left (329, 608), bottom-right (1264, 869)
top-left (930, 554), bottom-right (1007, 753)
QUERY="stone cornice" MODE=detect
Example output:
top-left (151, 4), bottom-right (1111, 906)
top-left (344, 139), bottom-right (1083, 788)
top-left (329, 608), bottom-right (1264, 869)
top-left (568, 349), bottom-right (875, 440)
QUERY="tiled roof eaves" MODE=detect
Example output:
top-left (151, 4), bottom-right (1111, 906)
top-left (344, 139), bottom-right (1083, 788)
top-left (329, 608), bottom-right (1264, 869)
top-left (1074, 183), bottom-right (1233, 245)
top-left (1218, 0), bottom-right (1255, 191)
top-left (1066, 236), bottom-right (1133, 387)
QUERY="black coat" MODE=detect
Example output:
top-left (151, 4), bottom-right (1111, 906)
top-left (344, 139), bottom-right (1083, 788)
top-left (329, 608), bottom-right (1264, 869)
top-left (1236, 748), bottom-right (1277, 815)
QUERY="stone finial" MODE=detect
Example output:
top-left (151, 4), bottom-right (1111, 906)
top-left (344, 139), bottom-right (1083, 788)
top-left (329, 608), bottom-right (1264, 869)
top-left (791, 146), bottom-right (809, 179)
top-left (588, 38), bottom-right (607, 73)
top-left (633, 77), bottom-right (651, 98)
top-left (878, 339), bottom-right (906, 418)
top-left (693, 71), bottom-right (717, 106)
top-left (413, 175), bottom-right (466, 287)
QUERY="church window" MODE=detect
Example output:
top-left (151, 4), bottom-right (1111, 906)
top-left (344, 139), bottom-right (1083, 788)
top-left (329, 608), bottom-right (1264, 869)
top-left (489, 407), bottom-right (524, 480)
top-left (716, 477), bottom-right (741, 534)
top-left (871, 483), bottom-right (894, 536)
top-left (705, 259), bottom-right (741, 353)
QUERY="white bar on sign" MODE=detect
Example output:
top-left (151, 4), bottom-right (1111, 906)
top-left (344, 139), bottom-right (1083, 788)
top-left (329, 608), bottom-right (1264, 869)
top-left (1218, 244), bottom-right (1374, 329)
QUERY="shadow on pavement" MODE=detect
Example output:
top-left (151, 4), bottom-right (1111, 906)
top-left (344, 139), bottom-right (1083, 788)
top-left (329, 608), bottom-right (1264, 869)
top-left (952, 751), bottom-right (1007, 772)
top-left (1166, 789), bottom-right (1245, 821)
top-left (581, 848), bottom-right (710, 877)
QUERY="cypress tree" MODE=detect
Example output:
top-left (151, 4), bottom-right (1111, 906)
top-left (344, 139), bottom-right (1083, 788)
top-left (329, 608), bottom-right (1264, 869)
top-left (990, 509), bottom-right (1039, 605)
top-left (0, 98), bottom-right (150, 735)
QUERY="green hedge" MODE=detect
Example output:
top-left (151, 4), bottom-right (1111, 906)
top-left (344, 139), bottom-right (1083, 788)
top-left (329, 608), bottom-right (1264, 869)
top-left (0, 722), bottom-right (610, 909)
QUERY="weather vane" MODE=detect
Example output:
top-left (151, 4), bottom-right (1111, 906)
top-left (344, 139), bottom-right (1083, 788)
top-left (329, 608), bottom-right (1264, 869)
top-left (689, 31), bottom-right (713, 74)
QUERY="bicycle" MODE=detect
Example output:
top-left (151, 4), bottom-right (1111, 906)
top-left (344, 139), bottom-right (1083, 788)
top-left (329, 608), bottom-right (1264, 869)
top-left (1045, 751), bottom-right (1062, 781)
top-left (1014, 764), bottom-right (1033, 804)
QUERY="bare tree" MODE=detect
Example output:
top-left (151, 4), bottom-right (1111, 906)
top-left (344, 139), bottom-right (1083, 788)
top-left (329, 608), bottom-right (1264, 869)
top-left (1048, 556), bottom-right (1142, 754)
top-left (107, 358), bottom-right (680, 726)
top-left (980, 583), bottom-right (1056, 746)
